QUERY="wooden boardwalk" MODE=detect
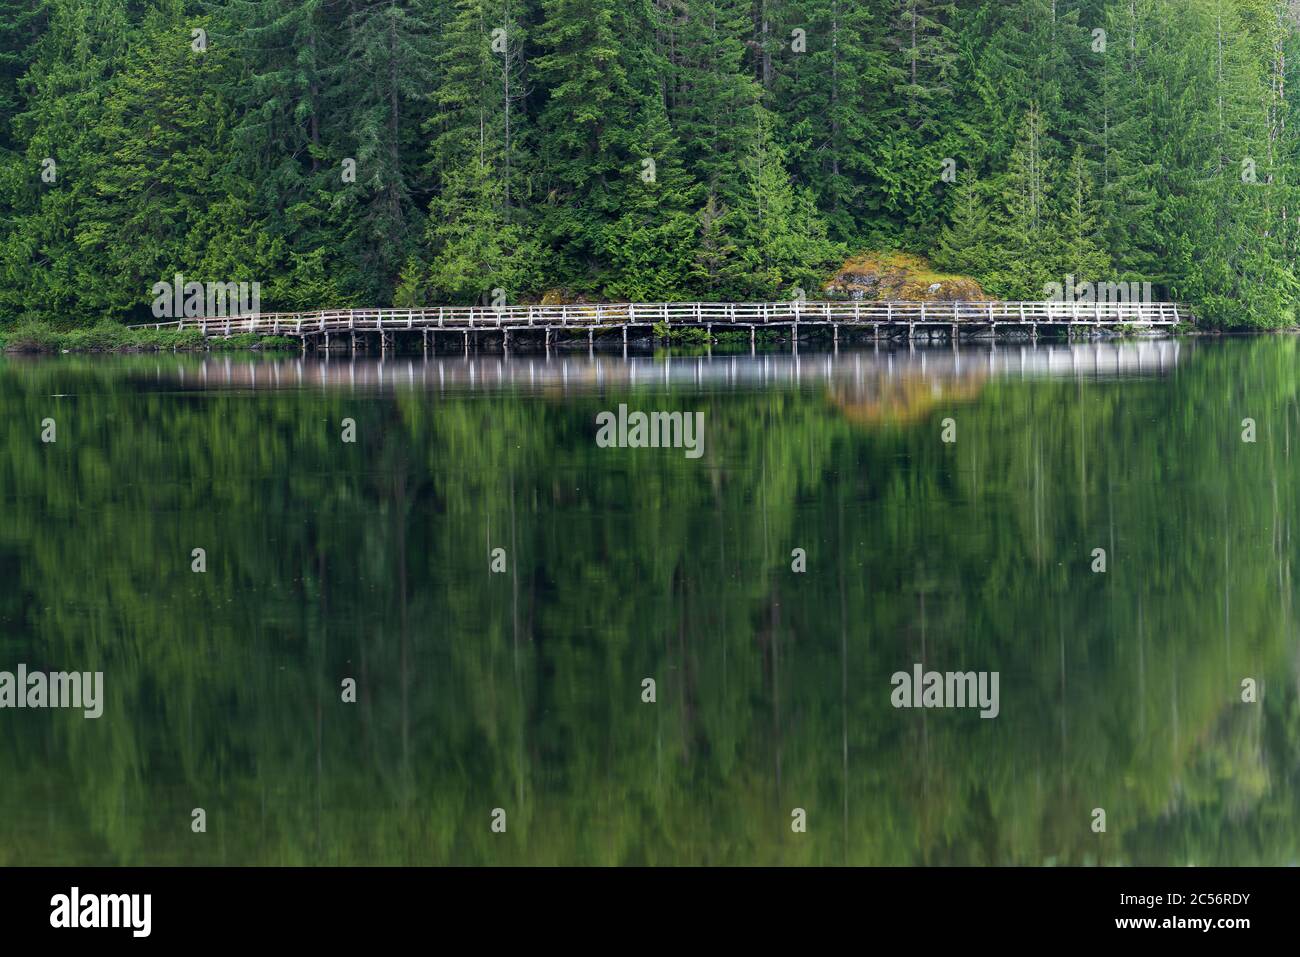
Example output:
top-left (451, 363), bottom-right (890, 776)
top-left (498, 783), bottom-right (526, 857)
top-left (131, 299), bottom-right (1189, 353)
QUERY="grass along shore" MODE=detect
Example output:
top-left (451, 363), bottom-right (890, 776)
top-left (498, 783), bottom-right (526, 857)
top-left (0, 320), bottom-right (296, 354)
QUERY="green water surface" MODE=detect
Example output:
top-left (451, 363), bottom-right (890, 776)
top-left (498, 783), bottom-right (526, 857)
top-left (0, 337), bottom-right (1295, 865)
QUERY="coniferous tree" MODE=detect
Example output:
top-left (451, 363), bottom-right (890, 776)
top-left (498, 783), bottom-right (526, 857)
top-left (1054, 147), bottom-right (1110, 284)
top-left (420, 0), bottom-right (537, 304)
top-left (767, 0), bottom-right (895, 241)
top-left (75, 13), bottom-right (250, 319)
top-left (421, 159), bottom-right (542, 303)
top-left (693, 193), bottom-right (743, 295)
top-left (0, 0), bottom-right (133, 321)
top-left (989, 103), bottom-right (1055, 297)
top-left (213, 0), bottom-right (348, 309)
top-left (666, 0), bottom-right (763, 203)
top-left (729, 112), bottom-right (843, 296)
top-left (934, 177), bottom-right (991, 279)
top-left (327, 0), bottom-right (437, 302)
top-left (603, 99), bottom-right (701, 300)
top-left (0, 0), bottom-right (45, 152)
top-left (878, 0), bottom-right (960, 244)
top-left (533, 0), bottom-right (642, 291)
top-left (893, 0), bottom-right (957, 129)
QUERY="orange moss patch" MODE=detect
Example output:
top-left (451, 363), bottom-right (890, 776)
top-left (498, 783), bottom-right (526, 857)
top-left (538, 288), bottom-right (608, 306)
top-left (824, 251), bottom-right (992, 302)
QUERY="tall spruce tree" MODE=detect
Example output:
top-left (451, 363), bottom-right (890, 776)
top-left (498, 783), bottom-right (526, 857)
top-left (727, 111), bottom-right (843, 296)
top-left (420, 0), bottom-right (538, 304)
top-left (989, 103), bottom-right (1055, 297)
top-left (419, 158), bottom-right (542, 303)
top-left (766, 0), bottom-right (895, 242)
top-left (326, 0), bottom-right (436, 302)
top-left (877, 0), bottom-right (960, 244)
top-left (934, 177), bottom-right (991, 279)
top-left (1054, 146), bottom-right (1110, 284)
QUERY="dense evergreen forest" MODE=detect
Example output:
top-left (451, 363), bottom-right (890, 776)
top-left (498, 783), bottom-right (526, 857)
top-left (2, 0), bottom-right (1300, 327)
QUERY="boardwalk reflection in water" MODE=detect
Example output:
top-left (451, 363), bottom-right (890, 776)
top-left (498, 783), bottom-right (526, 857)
top-left (164, 339), bottom-right (1185, 396)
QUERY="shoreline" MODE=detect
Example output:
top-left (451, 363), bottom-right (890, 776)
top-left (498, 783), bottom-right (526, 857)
top-left (0, 324), bottom-right (299, 355)
top-left (0, 322), bottom-right (1235, 357)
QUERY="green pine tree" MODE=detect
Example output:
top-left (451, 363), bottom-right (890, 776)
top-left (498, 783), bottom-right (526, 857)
top-left (1054, 146), bottom-right (1110, 284)
top-left (934, 177), bottom-right (992, 279)
top-left (424, 159), bottom-right (542, 304)
top-left (988, 103), bottom-right (1055, 298)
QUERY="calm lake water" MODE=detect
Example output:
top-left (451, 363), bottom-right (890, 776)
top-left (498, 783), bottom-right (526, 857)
top-left (1, 337), bottom-right (1296, 865)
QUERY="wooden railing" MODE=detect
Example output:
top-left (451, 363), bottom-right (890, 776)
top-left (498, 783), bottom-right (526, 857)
top-left (129, 299), bottom-right (1189, 336)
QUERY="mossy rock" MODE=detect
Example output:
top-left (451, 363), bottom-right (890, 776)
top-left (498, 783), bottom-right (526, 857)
top-left (538, 288), bottom-right (604, 306)
top-left (824, 251), bottom-right (992, 302)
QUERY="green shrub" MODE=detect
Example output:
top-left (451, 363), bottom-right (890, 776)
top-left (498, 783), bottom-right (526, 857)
top-left (0, 319), bottom-right (61, 353)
